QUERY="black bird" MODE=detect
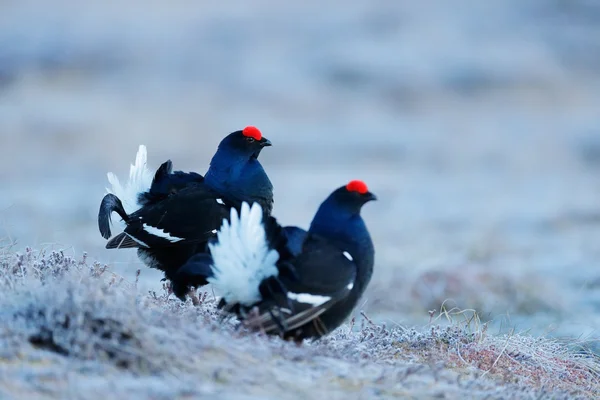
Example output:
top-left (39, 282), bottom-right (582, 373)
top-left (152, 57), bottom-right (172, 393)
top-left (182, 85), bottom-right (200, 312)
top-left (100, 127), bottom-right (274, 282)
top-left (173, 180), bottom-right (376, 342)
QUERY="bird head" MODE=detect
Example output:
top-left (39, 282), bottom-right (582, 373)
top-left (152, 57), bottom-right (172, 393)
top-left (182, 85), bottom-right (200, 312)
top-left (327, 180), bottom-right (377, 215)
top-left (205, 126), bottom-right (274, 205)
top-left (309, 180), bottom-right (377, 237)
top-left (217, 126), bottom-right (272, 160)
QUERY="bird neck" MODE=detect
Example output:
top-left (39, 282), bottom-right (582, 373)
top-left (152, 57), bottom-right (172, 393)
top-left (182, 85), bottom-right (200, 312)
top-left (310, 208), bottom-right (374, 297)
top-left (204, 151), bottom-right (273, 204)
top-left (309, 202), bottom-right (374, 273)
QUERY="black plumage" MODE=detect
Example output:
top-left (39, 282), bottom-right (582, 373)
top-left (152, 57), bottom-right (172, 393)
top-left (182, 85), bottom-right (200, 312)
top-left (100, 127), bottom-right (274, 282)
top-left (137, 159), bottom-right (204, 207)
top-left (98, 160), bottom-right (203, 239)
top-left (105, 183), bottom-right (232, 280)
top-left (173, 180), bottom-right (376, 342)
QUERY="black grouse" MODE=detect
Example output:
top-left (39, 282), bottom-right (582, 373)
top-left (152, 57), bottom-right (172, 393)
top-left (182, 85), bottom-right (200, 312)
top-left (100, 127), bottom-right (274, 283)
top-left (172, 180), bottom-right (376, 342)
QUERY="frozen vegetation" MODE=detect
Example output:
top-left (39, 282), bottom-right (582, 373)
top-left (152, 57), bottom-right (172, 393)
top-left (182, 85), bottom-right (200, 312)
top-left (1, 246), bottom-right (599, 399)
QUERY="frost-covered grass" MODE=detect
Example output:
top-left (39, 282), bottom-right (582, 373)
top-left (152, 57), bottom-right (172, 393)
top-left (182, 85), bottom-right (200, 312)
top-left (1, 248), bottom-right (599, 399)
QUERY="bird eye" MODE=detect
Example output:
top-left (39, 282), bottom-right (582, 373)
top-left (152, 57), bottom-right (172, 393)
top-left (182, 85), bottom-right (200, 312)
top-left (246, 137), bottom-right (255, 143)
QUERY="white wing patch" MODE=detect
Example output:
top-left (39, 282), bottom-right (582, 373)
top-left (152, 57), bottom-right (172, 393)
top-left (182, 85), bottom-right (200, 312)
top-left (287, 292), bottom-right (331, 307)
top-left (208, 202), bottom-right (279, 306)
top-left (216, 198), bottom-right (225, 205)
top-left (106, 145), bottom-right (154, 215)
top-left (343, 251), bottom-right (353, 261)
top-left (142, 223), bottom-right (185, 243)
top-left (346, 282), bottom-right (354, 291)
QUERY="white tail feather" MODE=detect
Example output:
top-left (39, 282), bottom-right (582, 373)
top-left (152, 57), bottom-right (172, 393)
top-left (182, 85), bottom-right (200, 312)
top-left (105, 145), bottom-right (154, 214)
top-left (208, 202), bottom-right (280, 306)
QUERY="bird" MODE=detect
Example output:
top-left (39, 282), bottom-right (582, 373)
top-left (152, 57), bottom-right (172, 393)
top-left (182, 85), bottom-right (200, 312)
top-left (98, 145), bottom-right (203, 240)
top-left (172, 180), bottom-right (376, 342)
top-left (99, 126), bottom-right (274, 283)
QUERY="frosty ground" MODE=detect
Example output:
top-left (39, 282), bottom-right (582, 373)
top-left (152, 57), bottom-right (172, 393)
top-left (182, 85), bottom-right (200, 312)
top-left (1, 248), bottom-right (599, 399)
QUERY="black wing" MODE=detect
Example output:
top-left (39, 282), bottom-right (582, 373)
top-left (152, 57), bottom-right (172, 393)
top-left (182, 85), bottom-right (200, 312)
top-left (245, 234), bottom-right (357, 335)
top-left (106, 183), bottom-right (231, 249)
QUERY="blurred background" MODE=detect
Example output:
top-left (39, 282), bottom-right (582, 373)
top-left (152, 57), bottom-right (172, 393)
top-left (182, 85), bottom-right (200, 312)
top-left (2, 0), bottom-right (600, 342)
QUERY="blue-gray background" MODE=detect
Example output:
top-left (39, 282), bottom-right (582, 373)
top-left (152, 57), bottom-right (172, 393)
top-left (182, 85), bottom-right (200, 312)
top-left (2, 0), bottom-right (600, 340)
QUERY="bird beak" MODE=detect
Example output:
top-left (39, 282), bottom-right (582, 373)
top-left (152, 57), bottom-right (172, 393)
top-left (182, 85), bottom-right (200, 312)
top-left (365, 192), bottom-right (378, 202)
top-left (260, 138), bottom-right (272, 147)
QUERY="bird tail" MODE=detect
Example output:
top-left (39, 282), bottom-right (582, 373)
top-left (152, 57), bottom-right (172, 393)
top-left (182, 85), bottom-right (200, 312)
top-left (98, 194), bottom-right (130, 239)
top-left (106, 145), bottom-right (154, 214)
top-left (207, 202), bottom-right (280, 306)
top-left (136, 160), bottom-right (173, 207)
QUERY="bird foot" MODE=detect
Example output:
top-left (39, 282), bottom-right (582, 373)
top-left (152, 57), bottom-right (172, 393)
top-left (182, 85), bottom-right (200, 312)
top-left (188, 289), bottom-right (201, 306)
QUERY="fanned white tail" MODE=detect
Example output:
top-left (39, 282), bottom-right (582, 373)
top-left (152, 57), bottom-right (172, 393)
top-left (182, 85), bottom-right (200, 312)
top-left (208, 202), bottom-right (280, 306)
top-left (105, 145), bottom-right (154, 215)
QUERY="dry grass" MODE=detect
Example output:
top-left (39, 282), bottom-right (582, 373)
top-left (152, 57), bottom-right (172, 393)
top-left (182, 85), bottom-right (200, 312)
top-left (1, 248), bottom-right (599, 399)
